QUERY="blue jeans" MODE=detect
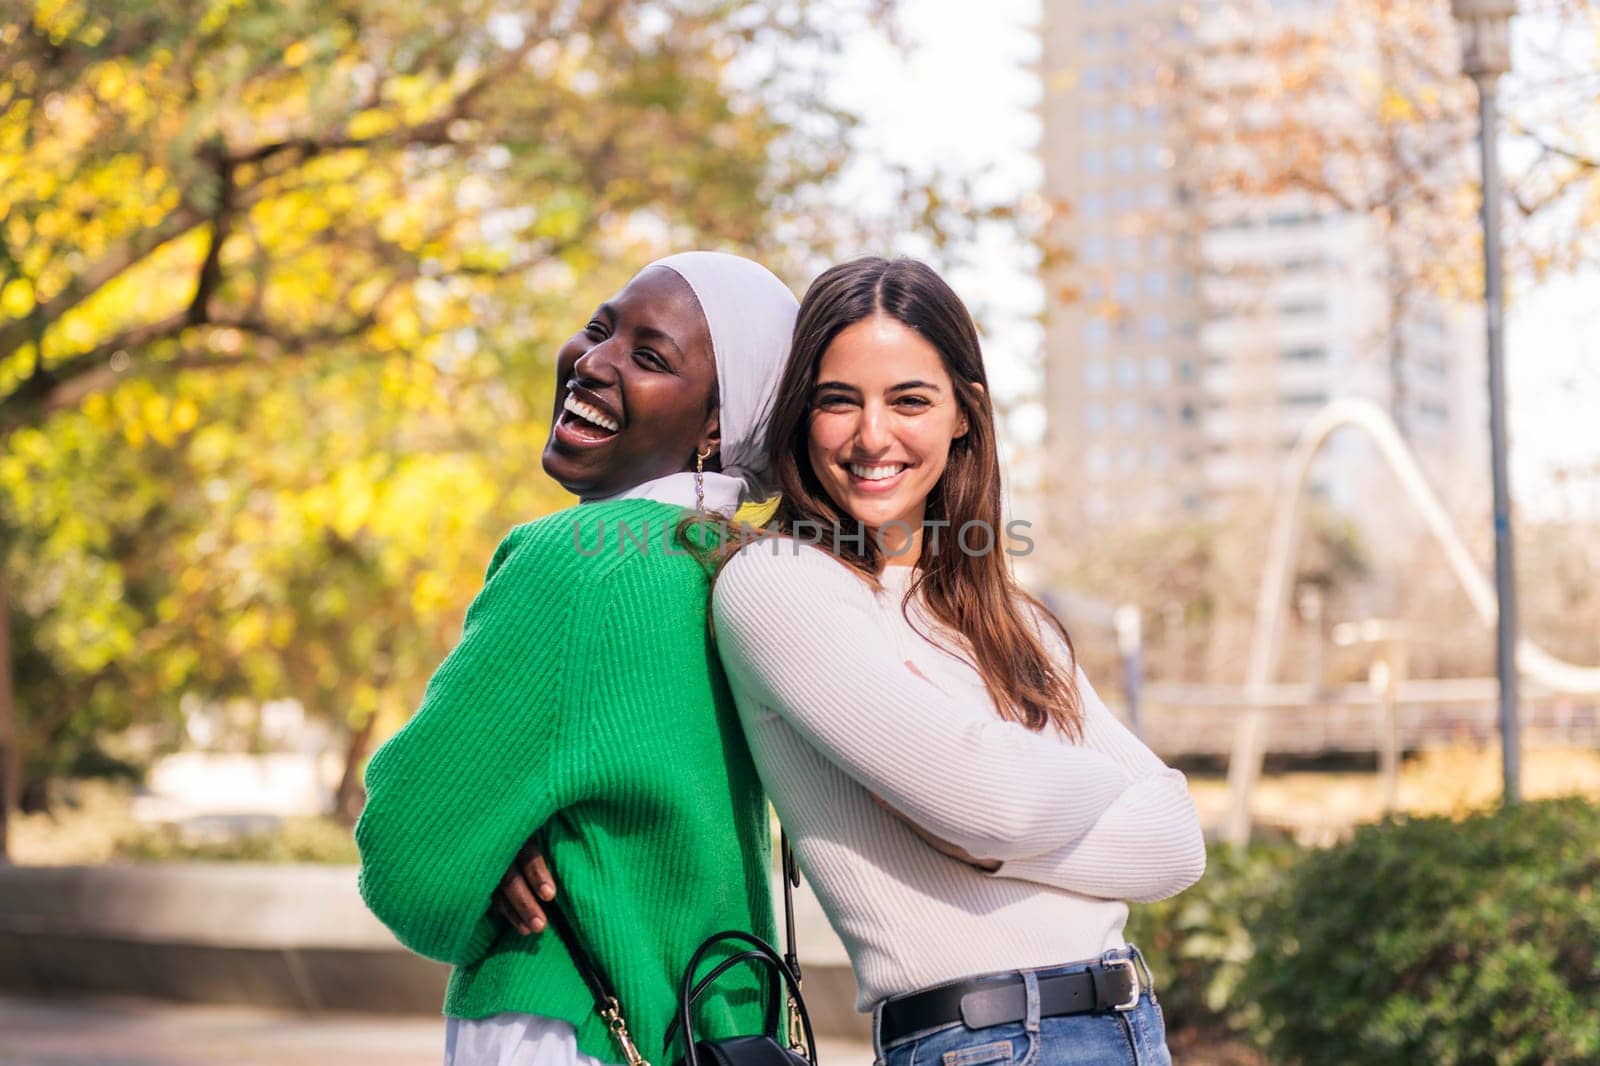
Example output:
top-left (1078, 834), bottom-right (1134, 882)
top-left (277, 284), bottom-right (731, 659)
top-left (872, 948), bottom-right (1172, 1066)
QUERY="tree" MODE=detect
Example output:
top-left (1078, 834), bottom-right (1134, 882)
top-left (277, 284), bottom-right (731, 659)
top-left (0, 0), bottom-right (997, 849)
top-left (1174, 0), bottom-right (1482, 442)
top-left (1180, 0), bottom-right (1600, 427)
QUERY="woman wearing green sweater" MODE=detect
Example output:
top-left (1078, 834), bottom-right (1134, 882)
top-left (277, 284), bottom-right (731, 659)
top-left (355, 252), bottom-right (800, 1066)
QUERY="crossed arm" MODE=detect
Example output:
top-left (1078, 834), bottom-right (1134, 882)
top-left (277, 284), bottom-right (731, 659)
top-left (713, 545), bottom-right (1205, 903)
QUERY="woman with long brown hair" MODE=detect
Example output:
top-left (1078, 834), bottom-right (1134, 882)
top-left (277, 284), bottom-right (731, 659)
top-left (710, 257), bottom-right (1205, 1066)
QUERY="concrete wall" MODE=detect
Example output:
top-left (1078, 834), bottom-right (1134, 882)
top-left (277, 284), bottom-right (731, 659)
top-left (0, 863), bottom-right (870, 1038)
top-left (0, 863), bottom-right (446, 1013)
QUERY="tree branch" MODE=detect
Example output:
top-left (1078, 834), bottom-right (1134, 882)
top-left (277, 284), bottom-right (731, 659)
top-left (187, 143), bottom-right (236, 327)
top-left (0, 202), bottom-right (207, 362)
top-left (0, 310), bottom-right (191, 431)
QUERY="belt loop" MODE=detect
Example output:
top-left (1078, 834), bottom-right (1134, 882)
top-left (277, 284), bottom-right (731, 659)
top-left (1127, 943), bottom-right (1157, 997)
top-left (1021, 970), bottom-right (1041, 1035)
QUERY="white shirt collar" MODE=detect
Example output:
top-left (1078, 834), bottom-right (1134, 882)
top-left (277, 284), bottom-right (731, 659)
top-left (579, 470), bottom-right (744, 517)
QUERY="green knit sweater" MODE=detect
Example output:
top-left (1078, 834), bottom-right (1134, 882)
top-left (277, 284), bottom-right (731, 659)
top-left (356, 498), bottom-right (776, 1064)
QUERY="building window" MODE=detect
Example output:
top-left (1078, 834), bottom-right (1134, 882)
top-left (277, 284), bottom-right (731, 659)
top-left (1085, 405), bottom-right (1109, 431)
top-left (1117, 400), bottom-right (1139, 430)
top-left (1116, 357), bottom-right (1140, 387)
top-left (1283, 254), bottom-right (1325, 273)
top-left (1145, 356), bottom-right (1170, 385)
top-left (1082, 109), bottom-right (1105, 133)
top-left (1082, 234), bottom-right (1108, 262)
top-left (1268, 210), bottom-right (1316, 227)
top-left (1179, 401), bottom-right (1197, 424)
top-left (1144, 271), bottom-right (1167, 297)
top-left (1082, 150), bottom-right (1107, 176)
top-left (1081, 191), bottom-right (1108, 215)
top-left (1113, 186), bottom-right (1136, 210)
top-left (1114, 235), bottom-right (1137, 260)
top-left (1083, 358), bottom-right (1110, 389)
top-left (1144, 313), bottom-right (1168, 341)
top-left (1280, 346), bottom-right (1326, 362)
top-left (1085, 319), bottom-right (1111, 348)
top-left (1115, 274), bottom-right (1137, 301)
top-left (1145, 144), bottom-right (1174, 171)
top-left (1281, 390), bottom-right (1330, 407)
top-left (1178, 359), bottom-right (1197, 382)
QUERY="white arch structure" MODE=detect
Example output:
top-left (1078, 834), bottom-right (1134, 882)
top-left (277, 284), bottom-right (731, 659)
top-left (1222, 397), bottom-right (1600, 844)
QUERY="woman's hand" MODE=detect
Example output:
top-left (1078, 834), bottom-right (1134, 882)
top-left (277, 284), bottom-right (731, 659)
top-left (492, 837), bottom-right (558, 936)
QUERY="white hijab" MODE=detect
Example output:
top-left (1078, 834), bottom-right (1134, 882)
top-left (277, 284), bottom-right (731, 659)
top-left (582, 251), bottom-right (798, 516)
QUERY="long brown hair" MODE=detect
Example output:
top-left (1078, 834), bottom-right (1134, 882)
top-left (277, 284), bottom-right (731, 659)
top-left (753, 256), bottom-right (1083, 736)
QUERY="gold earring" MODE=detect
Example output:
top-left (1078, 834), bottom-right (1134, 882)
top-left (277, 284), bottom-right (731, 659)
top-left (695, 446), bottom-right (714, 512)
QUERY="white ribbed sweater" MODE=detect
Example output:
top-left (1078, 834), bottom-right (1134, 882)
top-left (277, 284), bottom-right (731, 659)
top-left (712, 544), bottom-right (1206, 1009)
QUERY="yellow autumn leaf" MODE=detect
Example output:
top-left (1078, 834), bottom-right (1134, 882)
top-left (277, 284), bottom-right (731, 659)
top-left (171, 396), bottom-right (199, 433)
top-left (0, 278), bottom-right (34, 317)
top-left (347, 109), bottom-right (397, 140)
top-left (227, 608), bottom-right (268, 654)
top-left (332, 482), bottom-right (374, 538)
top-left (1379, 88), bottom-right (1416, 123)
top-left (411, 570), bottom-right (450, 615)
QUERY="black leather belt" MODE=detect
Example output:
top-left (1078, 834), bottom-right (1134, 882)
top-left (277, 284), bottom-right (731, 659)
top-left (878, 958), bottom-right (1144, 1047)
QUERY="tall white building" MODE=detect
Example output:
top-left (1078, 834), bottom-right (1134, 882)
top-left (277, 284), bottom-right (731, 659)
top-left (1040, 0), bottom-right (1486, 542)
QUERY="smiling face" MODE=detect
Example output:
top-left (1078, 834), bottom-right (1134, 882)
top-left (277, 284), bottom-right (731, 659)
top-left (541, 266), bottom-right (720, 498)
top-left (806, 315), bottom-right (970, 554)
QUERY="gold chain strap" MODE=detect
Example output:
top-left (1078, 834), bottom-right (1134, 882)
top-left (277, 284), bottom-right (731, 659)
top-left (786, 989), bottom-right (809, 1058)
top-left (600, 996), bottom-right (652, 1066)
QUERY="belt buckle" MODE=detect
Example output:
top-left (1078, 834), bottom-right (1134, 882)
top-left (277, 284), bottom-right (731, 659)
top-left (1106, 957), bottom-right (1140, 1012)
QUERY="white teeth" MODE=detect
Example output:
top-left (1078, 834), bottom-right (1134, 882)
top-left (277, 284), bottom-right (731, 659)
top-left (850, 463), bottom-right (906, 481)
top-left (563, 395), bottom-right (620, 432)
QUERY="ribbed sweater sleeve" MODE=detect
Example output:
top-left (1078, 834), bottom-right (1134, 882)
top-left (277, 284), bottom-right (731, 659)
top-left (986, 617), bottom-right (1206, 900)
top-left (355, 523), bottom-right (586, 966)
top-left (712, 544), bottom-right (1132, 862)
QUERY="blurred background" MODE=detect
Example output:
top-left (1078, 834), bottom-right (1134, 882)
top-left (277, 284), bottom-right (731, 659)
top-left (1, 0), bottom-right (1598, 1063)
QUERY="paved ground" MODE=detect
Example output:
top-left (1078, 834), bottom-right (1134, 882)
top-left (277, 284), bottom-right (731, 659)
top-left (0, 996), bottom-right (874, 1066)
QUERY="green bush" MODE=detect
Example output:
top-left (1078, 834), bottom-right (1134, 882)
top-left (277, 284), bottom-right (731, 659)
top-left (1245, 797), bottom-right (1600, 1065)
top-left (1128, 842), bottom-right (1298, 1041)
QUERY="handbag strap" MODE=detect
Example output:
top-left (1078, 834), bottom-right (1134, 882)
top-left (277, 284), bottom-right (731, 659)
top-left (542, 893), bottom-right (650, 1066)
top-left (781, 832), bottom-right (801, 985)
top-left (545, 830), bottom-right (802, 1066)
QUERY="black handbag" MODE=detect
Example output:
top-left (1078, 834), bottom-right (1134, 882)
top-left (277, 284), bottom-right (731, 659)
top-left (545, 833), bottom-right (818, 1066)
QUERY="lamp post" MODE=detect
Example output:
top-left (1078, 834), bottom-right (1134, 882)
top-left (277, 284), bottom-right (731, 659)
top-left (1451, 0), bottom-right (1520, 803)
